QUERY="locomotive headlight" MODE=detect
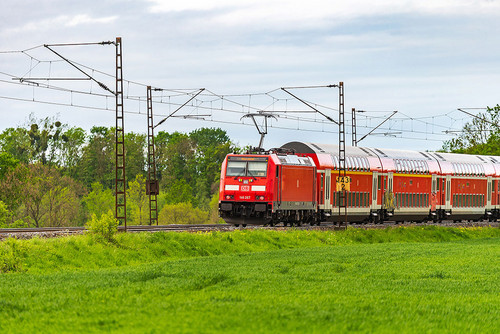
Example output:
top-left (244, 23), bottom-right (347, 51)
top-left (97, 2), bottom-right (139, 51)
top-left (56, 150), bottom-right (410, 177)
top-left (256, 195), bottom-right (265, 200)
top-left (225, 195), bottom-right (234, 200)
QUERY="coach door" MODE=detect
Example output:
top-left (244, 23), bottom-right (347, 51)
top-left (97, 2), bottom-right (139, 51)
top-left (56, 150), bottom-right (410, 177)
top-left (388, 172), bottom-right (393, 193)
top-left (324, 169), bottom-right (332, 211)
top-left (371, 171), bottom-right (379, 209)
top-left (431, 174), bottom-right (438, 210)
top-left (444, 175), bottom-right (451, 210)
top-left (487, 176), bottom-right (493, 210)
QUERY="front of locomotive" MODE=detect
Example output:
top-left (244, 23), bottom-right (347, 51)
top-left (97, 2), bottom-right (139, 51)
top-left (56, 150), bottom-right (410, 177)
top-left (219, 154), bottom-right (275, 226)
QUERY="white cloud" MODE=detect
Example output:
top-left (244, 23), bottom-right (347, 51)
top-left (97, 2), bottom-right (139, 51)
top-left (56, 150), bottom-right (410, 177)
top-left (2, 14), bottom-right (117, 35)
top-left (147, 0), bottom-right (500, 25)
top-left (65, 14), bottom-right (117, 27)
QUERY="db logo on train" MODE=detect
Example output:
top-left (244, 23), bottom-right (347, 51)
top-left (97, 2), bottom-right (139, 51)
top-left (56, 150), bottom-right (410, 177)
top-left (241, 185), bottom-right (250, 191)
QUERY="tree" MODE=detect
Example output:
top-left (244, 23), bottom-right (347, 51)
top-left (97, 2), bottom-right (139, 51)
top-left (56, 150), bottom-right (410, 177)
top-left (60, 127), bottom-right (86, 179)
top-left (82, 182), bottom-right (115, 219)
top-left (0, 127), bottom-right (32, 163)
top-left (163, 178), bottom-right (195, 205)
top-left (0, 152), bottom-right (19, 180)
top-left (155, 128), bottom-right (234, 208)
top-left (43, 183), bottom-right (82, 227)
top-left (80, 126), bottom-right (115, 189)
top-left (127, 174), bottom-right (149, 225)
top-left (125, 132), bottom-right (146, 182)
top-left (442, 105), bottom-right (500, 155)
top-left (1, 163), bottom-right (83, 227)
top-left (190, 128), bottom-right (234, 207)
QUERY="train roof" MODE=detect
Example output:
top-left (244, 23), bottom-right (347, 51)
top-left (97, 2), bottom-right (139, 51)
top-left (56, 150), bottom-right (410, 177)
top-left (281, 141), bottom-right (500, 176)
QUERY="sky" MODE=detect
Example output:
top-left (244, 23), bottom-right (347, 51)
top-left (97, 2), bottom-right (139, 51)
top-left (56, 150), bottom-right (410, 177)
top-left (1, 0), bottom-right (500, 151)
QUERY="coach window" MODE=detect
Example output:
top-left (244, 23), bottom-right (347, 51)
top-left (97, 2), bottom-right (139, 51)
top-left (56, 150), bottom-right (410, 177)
top-left (411, 160), bottom-right (418, 173)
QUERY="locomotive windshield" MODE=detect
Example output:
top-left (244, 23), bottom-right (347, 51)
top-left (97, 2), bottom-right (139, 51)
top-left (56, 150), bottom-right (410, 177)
top-left (226, 157), bottom-right (268, 177)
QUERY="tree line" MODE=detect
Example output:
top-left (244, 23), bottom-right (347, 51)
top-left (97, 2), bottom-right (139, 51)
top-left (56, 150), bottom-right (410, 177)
top-left (1, 105), bottom-right (497, 228)
top-left (0, 115), bottom-right (237, 227)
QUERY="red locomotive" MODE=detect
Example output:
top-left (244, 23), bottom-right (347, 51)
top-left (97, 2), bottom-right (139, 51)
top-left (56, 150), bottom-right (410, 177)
top-left (218, 142), bottom-right (500, 226)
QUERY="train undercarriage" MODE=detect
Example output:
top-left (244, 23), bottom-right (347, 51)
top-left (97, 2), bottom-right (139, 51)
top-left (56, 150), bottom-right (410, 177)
top-left (220, 201), bottom-right (500, 226)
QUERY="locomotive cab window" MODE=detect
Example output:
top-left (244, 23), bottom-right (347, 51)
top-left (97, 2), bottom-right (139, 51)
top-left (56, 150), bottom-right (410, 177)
top-left (226, 161), bottom-right (247, 176)
top-left (226, 158), bottom-right (268, 177)
top-left (248, 161), bottom-right (268, 177)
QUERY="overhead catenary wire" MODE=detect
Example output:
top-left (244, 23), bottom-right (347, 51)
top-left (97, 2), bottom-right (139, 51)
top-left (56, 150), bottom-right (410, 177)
top-left (0, 43), bottom-right (488, 143)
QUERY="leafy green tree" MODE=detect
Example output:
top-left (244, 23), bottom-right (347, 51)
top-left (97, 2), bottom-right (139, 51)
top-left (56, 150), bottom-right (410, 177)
top-left (43, 182), bottom-right (82, 227)
top-left (80, 126), bottom-right (115, 189)
top-left (0, 164), bottom-right (29, 223)
top-left (442, 105), bottom-right (500, 155)
top-left (0, 152), bottom-right (19, 180)
top-left (127, 174), bottom-right (149, 225)
top-left (0, 127), bottom-right (32, 163)
top-left (163, 179), bottom-right (195, 205)
top-left (190, 128), bottom-right (234, 207)
top-left (60, 127), bottom-right (86, 179)
top-left (155, 128), bottom-right (234, 208)
top-left (125, 132), bottom-right (146, 182)
top-left (1, 163), bottom-right (82, 227)
top-left (82, 182), bottom-right (115, 219)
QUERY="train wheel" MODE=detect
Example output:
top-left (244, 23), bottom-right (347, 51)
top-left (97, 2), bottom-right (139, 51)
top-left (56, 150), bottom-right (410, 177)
top-left (242, 224), bottom-right (247, 227)
top-left (234, 224), bottom-right (239, 227)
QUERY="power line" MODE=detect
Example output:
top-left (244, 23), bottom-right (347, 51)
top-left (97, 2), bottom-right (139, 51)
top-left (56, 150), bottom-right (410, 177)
top-left (0, 43), bottom-right (486, 143)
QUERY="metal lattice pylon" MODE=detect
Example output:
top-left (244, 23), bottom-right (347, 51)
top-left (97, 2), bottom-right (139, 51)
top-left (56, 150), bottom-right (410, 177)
top-left (146, 86), bottom-right (159, 225)
top-left (115, 37), bottom-right (127, 229)
top-left (338, 82), bottom-right (347, 226)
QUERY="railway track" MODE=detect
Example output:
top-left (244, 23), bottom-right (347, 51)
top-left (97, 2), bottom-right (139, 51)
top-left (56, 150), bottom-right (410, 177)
top-left (0, 220), bottom-right (497, 240)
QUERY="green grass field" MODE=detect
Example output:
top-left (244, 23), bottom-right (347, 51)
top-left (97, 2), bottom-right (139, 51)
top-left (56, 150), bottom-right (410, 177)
top-left (1, 227), bottom-right (499, 333)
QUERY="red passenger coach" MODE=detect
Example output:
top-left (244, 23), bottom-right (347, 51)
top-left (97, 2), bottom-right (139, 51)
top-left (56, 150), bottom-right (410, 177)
top-left (219, 151), bottom-right (317, 226)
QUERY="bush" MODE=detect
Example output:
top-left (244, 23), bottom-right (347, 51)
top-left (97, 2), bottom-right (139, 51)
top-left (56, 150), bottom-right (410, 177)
top-left (0, 238), bottom-right (24, 273)
top-left (158, 202), bottom-right (209, 225)
top-left (0, 200), bottom-right (11, 226)
top-left (85, 210), bottom-right (119, 241)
